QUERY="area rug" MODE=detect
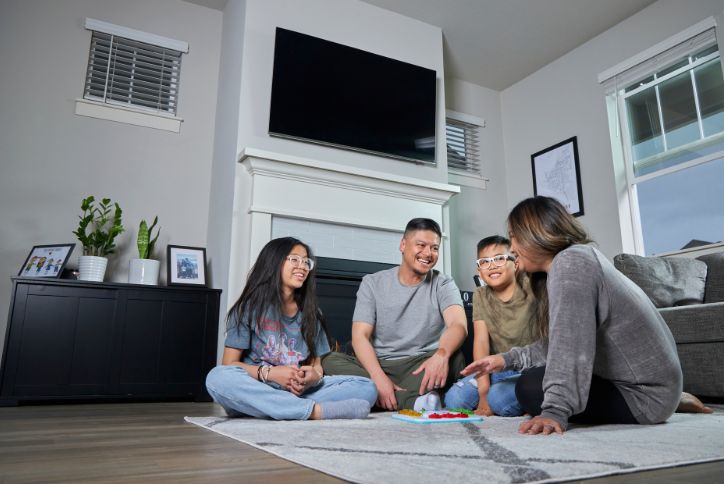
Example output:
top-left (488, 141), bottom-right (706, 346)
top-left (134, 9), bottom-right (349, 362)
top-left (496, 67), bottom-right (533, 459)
top-left (186, 407), bottom-right (724, 483)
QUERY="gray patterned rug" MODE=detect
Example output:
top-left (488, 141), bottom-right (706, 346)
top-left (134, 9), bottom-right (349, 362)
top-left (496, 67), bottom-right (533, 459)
top-left (186, 407), bottom-right (724, 483)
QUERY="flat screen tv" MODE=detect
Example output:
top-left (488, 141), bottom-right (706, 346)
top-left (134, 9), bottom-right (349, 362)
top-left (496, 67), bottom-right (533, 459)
top-left (269, 27), bottom-right (437, 164)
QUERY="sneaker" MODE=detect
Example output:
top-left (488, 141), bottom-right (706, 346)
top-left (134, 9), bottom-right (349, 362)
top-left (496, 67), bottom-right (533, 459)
top-left (413, 391), bottom-right (442, 412)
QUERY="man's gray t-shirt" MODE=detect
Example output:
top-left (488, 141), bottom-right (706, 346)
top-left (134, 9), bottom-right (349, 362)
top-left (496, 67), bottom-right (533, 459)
top-left (353, 267), bottom-right (463, 360)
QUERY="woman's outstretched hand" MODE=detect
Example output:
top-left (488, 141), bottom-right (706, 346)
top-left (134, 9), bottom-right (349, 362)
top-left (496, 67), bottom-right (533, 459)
top-left (518, 415), bottom-right (563, 435)
top-left (460, 354), bottom-right (505, 377)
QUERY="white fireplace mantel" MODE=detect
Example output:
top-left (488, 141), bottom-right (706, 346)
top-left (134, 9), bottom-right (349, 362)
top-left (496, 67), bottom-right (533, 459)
top-left (227, 147), bottom-right (460, 305)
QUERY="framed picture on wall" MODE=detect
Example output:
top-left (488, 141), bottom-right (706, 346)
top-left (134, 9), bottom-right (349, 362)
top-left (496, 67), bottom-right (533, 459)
top-left (531, 136), bottom-right (584, 217)
top-left (167, 245), bottom-right (207, 286)
top-left (18, 243), bottom-right (75, 278)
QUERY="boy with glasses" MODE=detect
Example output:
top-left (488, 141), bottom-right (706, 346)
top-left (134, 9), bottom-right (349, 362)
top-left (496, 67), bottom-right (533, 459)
top-left (445, 235), bottom-right (538, 416)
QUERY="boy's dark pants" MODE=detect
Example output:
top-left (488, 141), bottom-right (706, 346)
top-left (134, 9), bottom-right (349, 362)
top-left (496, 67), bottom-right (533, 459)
top-left (322, 350), bottom-right (466, 409)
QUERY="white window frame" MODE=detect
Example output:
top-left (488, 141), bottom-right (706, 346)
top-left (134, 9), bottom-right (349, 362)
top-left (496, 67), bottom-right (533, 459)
top-left (75, 18), bottom-right (188, 133)
top-left (445, 110), bottom-right (488, 189)
top-left (599, 16), bottom-right (724, 255)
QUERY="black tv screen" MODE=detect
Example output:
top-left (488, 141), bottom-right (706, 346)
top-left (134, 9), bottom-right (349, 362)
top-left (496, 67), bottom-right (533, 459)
top-left (269, 27), bottom-right (437, 164)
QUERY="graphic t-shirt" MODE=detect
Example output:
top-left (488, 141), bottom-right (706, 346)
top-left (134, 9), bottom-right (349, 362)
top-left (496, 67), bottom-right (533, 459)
top-left (225, 308), bottom-right (330, 366)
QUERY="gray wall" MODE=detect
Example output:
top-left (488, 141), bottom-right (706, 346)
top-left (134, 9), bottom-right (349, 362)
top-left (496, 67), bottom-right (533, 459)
top-left (499, 0), bottom-right (724, 259)
top-left (445, 79), bottom-right (507, 291)
top-left (0, 0), bottom-right (223, 358)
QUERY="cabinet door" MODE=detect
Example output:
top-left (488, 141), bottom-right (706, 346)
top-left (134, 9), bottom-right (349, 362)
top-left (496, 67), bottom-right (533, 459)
top-left (159, 299), bottom-right (206, 396)
top-left (4, 284), bottom-right (117, 397)
top-left (117, 291), bottom-right (212, 398)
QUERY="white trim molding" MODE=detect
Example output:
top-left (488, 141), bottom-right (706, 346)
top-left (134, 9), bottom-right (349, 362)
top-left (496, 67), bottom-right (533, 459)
top-left (74, 99), bottom-right (183, 132)
top-left (84, 18), bottom-right (189, 53)
top-left (226, 148), bottom-right (461, 312)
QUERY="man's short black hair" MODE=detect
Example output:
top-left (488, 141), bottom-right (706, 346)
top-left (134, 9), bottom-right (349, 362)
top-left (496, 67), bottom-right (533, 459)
top-left (404, 218), bottom-right (442, 238)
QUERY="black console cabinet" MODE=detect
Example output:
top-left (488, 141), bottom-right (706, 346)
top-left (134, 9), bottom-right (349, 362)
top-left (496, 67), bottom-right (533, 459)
top-left (0, 277), bottom-right (221, 405)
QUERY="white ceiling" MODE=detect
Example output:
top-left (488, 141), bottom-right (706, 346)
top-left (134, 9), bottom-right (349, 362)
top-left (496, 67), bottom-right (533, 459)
top-left (186, 0), bottom-right (658, 90)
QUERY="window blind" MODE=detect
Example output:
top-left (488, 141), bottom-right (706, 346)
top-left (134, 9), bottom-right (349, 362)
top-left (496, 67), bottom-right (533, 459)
top-left (84, 31), bottom-right (183, 115)
top-left (446, 117), bottom-right (481, 174)
top-left (600, 27), bottom-right (717, 94)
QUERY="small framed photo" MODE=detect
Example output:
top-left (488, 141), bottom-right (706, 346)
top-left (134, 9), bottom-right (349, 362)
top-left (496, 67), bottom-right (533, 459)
top-left (167, 245), bottom-right (207, 286)
top-left (18, 243), bottom-right (75, 278)
top-left (531, 136), bottom-right (584, 217)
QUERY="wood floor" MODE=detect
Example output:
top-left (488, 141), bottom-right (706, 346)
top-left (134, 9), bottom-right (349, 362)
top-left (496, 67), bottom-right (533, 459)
top-left (1, 402), bottom-right (722, 483)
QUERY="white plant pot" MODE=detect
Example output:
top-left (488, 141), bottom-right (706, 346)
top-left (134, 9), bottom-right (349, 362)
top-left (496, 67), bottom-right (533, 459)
top-left (128, 258), bottom-right (160, 285)
top-left (78, 255), bottom-right (108, 282)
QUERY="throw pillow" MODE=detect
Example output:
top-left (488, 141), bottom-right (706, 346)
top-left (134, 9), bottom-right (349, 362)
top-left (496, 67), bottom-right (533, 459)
top-left (613, 253), bottom-right (707, 308)
top-left (697, 252), bottom-right (724, 303)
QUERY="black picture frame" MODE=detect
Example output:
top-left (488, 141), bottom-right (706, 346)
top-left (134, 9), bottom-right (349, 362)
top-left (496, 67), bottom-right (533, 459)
top-left (531, 136), bottom-right (584, 217)
top-left (18, 243), bottom-right (75, 278)
top-left (167, 245), bottom-right (207, 286)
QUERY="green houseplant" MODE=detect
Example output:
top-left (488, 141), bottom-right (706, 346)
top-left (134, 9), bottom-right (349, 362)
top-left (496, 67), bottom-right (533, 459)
top-left (72, 196), bottom-right (124, 281)
top-left (129, 216), bottom-right (161, 285)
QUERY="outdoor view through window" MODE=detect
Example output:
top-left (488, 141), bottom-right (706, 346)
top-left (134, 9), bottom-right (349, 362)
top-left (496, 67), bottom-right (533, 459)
top-left (621, 39), bottom-right (724, 255)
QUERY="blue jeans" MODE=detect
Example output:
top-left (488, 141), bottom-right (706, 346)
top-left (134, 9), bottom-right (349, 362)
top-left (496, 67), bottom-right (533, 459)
top-left (443, 370), bottom-right (523, 416)
top-left (205, 365), bottom-right (378, 420)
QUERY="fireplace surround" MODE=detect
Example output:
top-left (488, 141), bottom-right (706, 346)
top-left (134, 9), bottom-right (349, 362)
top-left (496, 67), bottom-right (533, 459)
top-left (223, 148), bottom-right (461, 357)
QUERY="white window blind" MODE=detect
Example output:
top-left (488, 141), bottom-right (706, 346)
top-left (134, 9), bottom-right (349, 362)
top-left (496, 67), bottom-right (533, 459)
top-left (600, 27), bottom-right (717, 94)
top-left (446, 117), bottom-right (481, 174)
top-left (83, 23), bottom-right (185, 115)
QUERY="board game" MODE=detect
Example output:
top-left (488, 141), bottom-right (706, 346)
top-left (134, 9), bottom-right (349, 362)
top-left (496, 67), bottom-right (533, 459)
top-left (391, 409), bottom-right (484, 424)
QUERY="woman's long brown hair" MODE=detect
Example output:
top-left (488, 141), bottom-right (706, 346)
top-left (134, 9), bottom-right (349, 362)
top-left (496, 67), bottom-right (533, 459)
top-left (507, 196), bottom-right (592, 337)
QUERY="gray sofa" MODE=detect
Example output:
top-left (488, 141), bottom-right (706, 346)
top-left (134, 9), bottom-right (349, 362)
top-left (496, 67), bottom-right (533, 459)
top-left (614, 251), bottom-right (724, 399)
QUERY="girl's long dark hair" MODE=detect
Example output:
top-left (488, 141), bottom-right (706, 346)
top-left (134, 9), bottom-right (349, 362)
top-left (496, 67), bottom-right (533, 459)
top-left (507, 196), bottom-right (593, 338)
top-left (227, 237), bottom-right (327, 362)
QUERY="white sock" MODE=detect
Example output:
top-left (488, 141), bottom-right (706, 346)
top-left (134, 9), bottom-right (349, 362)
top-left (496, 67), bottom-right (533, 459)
top-left (319, 399), bottom-right (371, 419)
top-left (413, 391), bottom-right (442, 412)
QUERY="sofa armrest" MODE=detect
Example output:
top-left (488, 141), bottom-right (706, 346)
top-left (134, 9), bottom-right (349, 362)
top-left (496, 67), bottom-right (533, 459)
top-left (659, 302), bottom-right (724, 343)
top-left (697, 252), bottom-right (724, 303)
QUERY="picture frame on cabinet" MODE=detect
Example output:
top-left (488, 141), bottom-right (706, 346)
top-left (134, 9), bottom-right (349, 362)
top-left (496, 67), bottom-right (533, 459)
top-left (167, 245), bottom-right (207, 286)
top-left (18, 243), bottom-right (75, 278)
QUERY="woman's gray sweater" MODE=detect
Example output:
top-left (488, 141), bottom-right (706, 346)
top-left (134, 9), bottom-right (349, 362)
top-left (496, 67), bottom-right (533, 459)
top-left (502, 245), bottom-right (682, 429)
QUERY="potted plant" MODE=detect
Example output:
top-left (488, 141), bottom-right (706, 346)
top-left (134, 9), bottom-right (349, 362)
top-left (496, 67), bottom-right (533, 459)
top-left (72, 195), bottom-right (124, 281)
top-left (128, 216), bottom-right (161, 285)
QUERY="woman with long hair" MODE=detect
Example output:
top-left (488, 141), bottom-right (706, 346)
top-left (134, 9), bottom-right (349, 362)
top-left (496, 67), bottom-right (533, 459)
top-left (206, 237), bottom-right (377, 420)
top-left (462, 196), bottom-right (683, 434)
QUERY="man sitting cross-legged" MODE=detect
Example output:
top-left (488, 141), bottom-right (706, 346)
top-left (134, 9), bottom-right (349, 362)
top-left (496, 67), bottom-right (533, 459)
top-left (322, 218), bottom-right (468, 411)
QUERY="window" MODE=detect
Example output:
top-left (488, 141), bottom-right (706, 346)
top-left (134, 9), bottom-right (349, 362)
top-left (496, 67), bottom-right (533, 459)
top-left (446, 113), bottom-right (483, 176)
top-left (75, 19), bottom-right (188, 132)
top-left (85, 31), bottom-right (182, 114)
top-left (601, 21), bottom-right (724, 255)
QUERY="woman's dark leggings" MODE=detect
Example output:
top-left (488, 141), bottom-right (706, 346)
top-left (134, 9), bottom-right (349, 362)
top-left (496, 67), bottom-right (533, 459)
top-left (515, 366), bottom-right (638, 425)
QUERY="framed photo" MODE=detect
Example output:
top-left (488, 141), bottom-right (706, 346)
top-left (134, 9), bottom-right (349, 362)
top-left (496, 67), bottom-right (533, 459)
top-left (18, 243), bottom-right (75, 278)
top-left (167, 245), bottom-right (207, 286)
top-left (531, 136), bottom-right (584, 217)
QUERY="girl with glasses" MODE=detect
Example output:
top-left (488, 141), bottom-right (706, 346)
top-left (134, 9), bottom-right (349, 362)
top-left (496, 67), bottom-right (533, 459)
top-left (444, 235), bottom-right (539, 416)
top-left (206, 237), bottom-right (377, 420)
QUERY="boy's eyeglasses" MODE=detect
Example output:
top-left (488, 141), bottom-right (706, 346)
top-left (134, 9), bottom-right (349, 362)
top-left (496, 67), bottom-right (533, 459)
top-left (475, 254), bottom-right (515, 270)
top-left (286, 255), bottom-right (315, 270)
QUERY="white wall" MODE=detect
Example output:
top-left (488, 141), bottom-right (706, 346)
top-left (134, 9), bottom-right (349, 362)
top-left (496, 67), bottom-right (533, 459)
top-left (445, 79), bottom-right (507, 290)
top-left (500, 0), bottom-right (724, 259)
top-left (0, 0), bottom-right (222, 358)
top-left (236, 0), bottom-right (448, 183)
top-left (208, 0), bottom-right (454, 314)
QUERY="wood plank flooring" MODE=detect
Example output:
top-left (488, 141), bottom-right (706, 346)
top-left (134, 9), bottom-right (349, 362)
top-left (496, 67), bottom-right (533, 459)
top-left (0, 402), bottom-right (722, 483)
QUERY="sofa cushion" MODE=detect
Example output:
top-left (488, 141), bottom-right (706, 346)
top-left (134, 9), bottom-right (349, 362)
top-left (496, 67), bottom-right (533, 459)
top-left (697, 252), bottom-right (724, 303)
top-left (613, 253), bottom-right (707, 308)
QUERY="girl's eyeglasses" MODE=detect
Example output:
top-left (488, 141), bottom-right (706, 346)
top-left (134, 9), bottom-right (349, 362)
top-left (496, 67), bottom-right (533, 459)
top-left (475, 254), bottom-right (515, 270)
top-left (286, 255), bottom-right (315, 270)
